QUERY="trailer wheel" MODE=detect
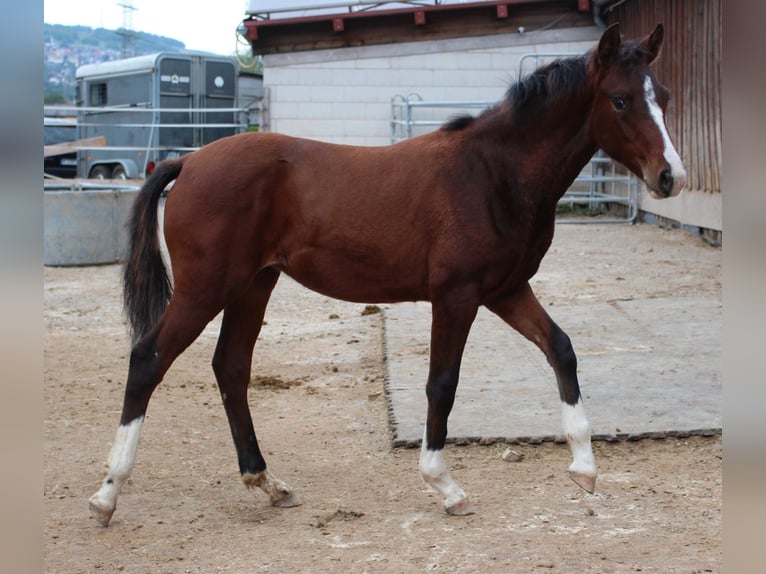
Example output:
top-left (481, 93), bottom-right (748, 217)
top-left (89, 165), bottom-right (111, 180)
top-left (111, 165), bottom-right (127, 179)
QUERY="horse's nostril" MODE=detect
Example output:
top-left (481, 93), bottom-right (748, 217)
top-left (659, 169), bottom-right (673, 196)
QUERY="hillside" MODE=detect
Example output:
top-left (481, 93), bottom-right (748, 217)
top-left (44, 23), bottom-right (186, 103)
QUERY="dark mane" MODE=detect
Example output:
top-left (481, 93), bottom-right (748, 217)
top-left (440, 39), bottom-right (652, 132)
top-left (506, 55), bottom-right (588, 114)
top-left (442, 114), bottom-right (476, 131)
top-left (439, 54), bottom-right (589, 132)
top-left (507, 38), bottom-right (654, 113)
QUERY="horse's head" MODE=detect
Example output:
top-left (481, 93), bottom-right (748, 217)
top-left (590, 23), bottom-right (686, 198)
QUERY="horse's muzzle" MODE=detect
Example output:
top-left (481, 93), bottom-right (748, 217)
top-left (658, 169), bottom-right (674, 196)
top-left (646, 165), bottom-right (686, 199)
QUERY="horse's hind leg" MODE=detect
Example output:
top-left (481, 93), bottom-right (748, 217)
top-left (486, 283), bottom-right (597, 493)
top-left (212, 268), bottom-right (300, 509)
top-left (88, 297), bottom-right (217, 526)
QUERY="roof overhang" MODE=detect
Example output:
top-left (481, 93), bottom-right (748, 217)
top-left (243, 1), bottom-right (593, 55)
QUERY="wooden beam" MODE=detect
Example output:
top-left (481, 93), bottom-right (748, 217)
top-left (44, 136), bottom-right (106, 158)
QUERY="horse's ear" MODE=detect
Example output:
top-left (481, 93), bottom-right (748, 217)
top-left (597, 23), bottom-right (621, 69)
top-left (640, 23), bottom-right (664, 64)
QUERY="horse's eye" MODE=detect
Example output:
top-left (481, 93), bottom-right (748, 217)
top-left (611, 96), bottom-right (627, 111)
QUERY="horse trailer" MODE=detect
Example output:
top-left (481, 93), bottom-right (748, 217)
top-left (75, 52), bottom-right (239, 179)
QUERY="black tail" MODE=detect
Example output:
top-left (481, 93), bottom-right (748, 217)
top-left (122, 159), bottom-right (183, 344)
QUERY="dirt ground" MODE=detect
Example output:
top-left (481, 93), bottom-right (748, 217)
top-left (44, 223), bottom-right (721, 573)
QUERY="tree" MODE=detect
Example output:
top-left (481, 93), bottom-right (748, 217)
top-left (236, 51), bottom-right (263, 75)
top-left (45, 93), bottom-right (70, 105)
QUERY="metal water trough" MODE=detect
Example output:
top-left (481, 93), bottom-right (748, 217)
top-left (44, 181), bottom-right (140, 266)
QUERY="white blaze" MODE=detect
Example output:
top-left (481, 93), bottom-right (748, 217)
top-left (643, 75), bottom-right (687, 190)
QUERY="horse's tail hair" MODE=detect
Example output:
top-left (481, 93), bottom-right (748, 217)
top-left (122, 159), bottom-right (183, 345)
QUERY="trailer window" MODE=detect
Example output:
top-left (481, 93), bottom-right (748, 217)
top-left (90, 83), bottom-right (107, 106)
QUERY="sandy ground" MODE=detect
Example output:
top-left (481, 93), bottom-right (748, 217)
top-left (44, 222), bottom-right (721, 573)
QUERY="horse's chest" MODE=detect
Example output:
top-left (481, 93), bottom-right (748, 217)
top-left (496, 217), bottom-right (555, 284)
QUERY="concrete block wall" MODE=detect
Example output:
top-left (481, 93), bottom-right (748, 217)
top-left (263, 27), bottom-right (601, 146)
top-left (44, 189), bottom-right (138, 266)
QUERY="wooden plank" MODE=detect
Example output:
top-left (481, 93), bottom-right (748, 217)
top-left (44, 136), bottom-right (106, 158)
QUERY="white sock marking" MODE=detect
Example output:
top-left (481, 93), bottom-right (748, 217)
top-left (562, 401), bottom-right (596, 477)
top-left (419, 426), bottom-right (468, 509)
top-left (90, 417), bottom-right (144, 512)
top-left (643, 75), bottom-right (686, 192)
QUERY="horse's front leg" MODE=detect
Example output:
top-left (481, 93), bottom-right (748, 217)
top-left (486, 282), bottom-right (597, 493)
top-left (420, 290), bottom-right (479, 515)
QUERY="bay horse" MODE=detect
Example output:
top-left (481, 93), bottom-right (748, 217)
top-left (89, 23), bottom-right (685, 525)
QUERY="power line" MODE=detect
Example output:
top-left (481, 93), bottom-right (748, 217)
top-left (116, 0), bottom-right (138, 58)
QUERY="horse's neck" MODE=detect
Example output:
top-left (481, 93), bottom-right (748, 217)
top-left (488, 92), bottom-right (598, 205)
top-left (539, 119), bottom-right (598, 200)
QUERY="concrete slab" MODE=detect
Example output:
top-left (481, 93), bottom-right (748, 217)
top-left (383, 295), bottom-right (721, 445)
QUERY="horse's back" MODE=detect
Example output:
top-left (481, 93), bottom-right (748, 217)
top-left (178, 130), bottom-right (444, 203)
top-left (164, 131), bottom-right (453, 303)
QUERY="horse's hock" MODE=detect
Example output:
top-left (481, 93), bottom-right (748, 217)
top-left (44, 185), bottom-right (138, 266)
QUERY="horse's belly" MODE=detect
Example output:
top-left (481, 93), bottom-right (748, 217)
top-left (280, 248), bottom-right (429, 304)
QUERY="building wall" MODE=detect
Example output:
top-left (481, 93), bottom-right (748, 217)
top-left (263, 27), bottom-right (600, 146)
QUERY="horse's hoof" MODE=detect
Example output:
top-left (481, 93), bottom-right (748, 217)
top-left (569, 470), bottom-right (596, 494)
top-left (445, 498), bottom-right (477, 516)
top-left (88, 497), bottom-right (115, 527)
top-left (271, 491), bottom-right (302, 508)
